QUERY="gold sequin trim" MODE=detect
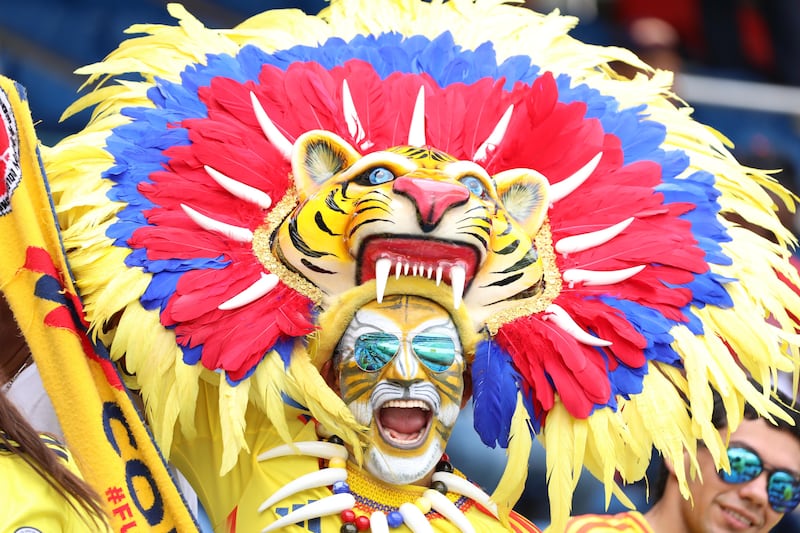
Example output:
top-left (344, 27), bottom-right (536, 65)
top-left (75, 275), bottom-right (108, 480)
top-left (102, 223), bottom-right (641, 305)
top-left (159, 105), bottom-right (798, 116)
top-left (252, 187), bottom-right (325, 303)
top-left (485, 220), bottom-right (562, 335)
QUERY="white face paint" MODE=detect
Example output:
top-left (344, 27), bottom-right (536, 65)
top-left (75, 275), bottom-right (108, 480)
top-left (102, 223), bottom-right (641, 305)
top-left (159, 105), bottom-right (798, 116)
top-left (334, 295), bottom-right (465, 485)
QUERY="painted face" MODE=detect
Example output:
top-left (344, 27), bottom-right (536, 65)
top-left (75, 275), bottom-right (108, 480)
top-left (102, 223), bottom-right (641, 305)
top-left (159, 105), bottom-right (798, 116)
top-left (679, 418), bottom-right (800, 533)
top-left (333, 295), bottom-right (465, 485)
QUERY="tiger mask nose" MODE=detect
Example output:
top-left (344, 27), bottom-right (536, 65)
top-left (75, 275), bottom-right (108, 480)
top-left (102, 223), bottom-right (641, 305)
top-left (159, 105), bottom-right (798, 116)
top-left (392, 176), bottom-right (470, 232)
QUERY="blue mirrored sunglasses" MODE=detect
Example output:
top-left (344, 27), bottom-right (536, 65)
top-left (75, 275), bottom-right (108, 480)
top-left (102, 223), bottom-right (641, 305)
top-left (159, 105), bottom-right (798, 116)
top-left (353, 332), bottom-right (456, 373)
top-left (718, 445), bottom-right (800, 513)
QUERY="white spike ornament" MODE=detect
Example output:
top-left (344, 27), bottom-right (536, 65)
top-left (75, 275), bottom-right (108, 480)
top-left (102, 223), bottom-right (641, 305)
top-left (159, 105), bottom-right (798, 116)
top-left (204, 165), bottom-right (272, 209)
top-left (472, 104), bottom-right (514, 163)
top-left (555, 217), bottom-right (634, 255)
top-left (562, 265), bottom-right (645, 287)
top-left (250, 91), bottom-right (293, 161)
top-left (543, 303), bottom-right (612, 347)
top-left (218, 273), bottom-right (279, 310)
top-left (180, 204), bottom-right (254, 242)
top-left (408, 86), bottom-right (427, 147)
top-left (549, 152), bottom-right (603, 203)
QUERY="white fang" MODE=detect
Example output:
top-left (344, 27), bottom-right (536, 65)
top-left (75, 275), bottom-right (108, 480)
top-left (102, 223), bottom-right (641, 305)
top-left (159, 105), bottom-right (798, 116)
top-left (218, 273), bottom-right (279, 311)
top-left (375, 257), bottom-right (392, 303)
top-left (473, 104), bottom-right (514, 163)
top-left (450, 264), bottom-right (466, 309)
top-left (204, 165), bottom-right (272, 210)
top-left (258, 468), bottom-right (346, 512)
top-left (555, 217), bottom-right (634, 255)
top-left (563, 265), bottom-right (645, 287)
top-left (257, 441), bottom-right (348, 462)
top-left (424, 489), bottom-right (476, 533)
top-left (408, 86), bottom-right (426, 147)
top-left (250, 91), bottom-right (293, 161)
top-left (180, 204), bottom-right (253, 242)
top-left (549, 152), bottom-right (603, 203)
top-left (399, 502), bottom-right (434, 533)
top-left (261, 493), bottom-right (355, 533)
top-left (543, 304), bottom-right (612, 347)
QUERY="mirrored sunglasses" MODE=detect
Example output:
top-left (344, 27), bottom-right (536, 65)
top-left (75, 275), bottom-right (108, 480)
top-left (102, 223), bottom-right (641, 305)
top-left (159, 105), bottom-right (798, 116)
top-left (718, 445), bottom-right (800, 513)
top-left (353, 332), bottom-right (456, 373)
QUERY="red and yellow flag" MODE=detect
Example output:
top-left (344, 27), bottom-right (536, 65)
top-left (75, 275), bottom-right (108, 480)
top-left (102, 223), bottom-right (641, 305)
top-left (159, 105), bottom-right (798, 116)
top-left (0, 75), bottom-right (198, 532)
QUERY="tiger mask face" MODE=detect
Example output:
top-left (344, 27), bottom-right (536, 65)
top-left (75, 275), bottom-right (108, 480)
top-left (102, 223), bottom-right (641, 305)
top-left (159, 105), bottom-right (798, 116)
top-left (273, 130), bottom-right (551, 323)
top-left (331, 295), bottom-right (466, 485)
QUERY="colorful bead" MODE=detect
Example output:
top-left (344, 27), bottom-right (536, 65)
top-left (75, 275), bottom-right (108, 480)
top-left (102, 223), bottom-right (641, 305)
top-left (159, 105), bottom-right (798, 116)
top-left (414, 496), bottom-right (431, 514)
top-left (430, 480), bottom-right (448, 494)
top-left (340, 523), bottom-right (358, 533)
top-left (341, 509), bottom-right (356, 523)
top-left (435, 460), bottom-right (453, 473)
top-left (329, 456), bottom-right (347, 469)
top-left (333, 480), bottom-right (351, 494)
top-left (387, 510), bottom-right (404, 528)
top-left (354, 515), bottom-right (371, 531)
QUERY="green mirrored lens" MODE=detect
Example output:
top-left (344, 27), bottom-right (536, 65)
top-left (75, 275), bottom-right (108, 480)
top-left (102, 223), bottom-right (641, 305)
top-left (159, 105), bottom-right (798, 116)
top-left (724, 447), bottom-right (762, 484)
top-left (767, 471), bottom-right (800, 513)
top-left (411, 334), bottom-right (455, 372)
top-left (354, 332), bottom-right (400, 371)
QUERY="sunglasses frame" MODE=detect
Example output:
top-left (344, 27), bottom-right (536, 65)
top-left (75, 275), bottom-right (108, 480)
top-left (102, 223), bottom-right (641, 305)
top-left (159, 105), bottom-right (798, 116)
top-left (717, 443), bottom-right (800, 513)
top-left (352, 331), bottom-right (457, 373)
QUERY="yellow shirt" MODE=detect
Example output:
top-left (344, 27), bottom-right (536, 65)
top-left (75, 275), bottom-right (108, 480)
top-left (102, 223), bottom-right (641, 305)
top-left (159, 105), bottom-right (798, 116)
top-left (0, 434), bottom-right (108, 532)
top-left (171, 379), bottom-right (540, 532)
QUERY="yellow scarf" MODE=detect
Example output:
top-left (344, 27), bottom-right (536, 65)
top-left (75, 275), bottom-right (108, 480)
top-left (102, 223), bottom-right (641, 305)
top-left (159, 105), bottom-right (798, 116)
top-left (0, 75), bottom-right (198, 533)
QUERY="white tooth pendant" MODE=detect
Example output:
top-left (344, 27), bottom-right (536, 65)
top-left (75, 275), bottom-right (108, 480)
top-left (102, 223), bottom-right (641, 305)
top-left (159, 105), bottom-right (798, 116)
top-left (423, 489), bottom-right (476, 533)
top-left (399, 502), bottom-right (435, 533)
top-left (261, 493), bottom-right (355, 533)
top-left (258, 468), bottom-right (347, 512)
top-left (431, 472), bottom-right (499, 518)
top-left (370, 511), bottom-right (390, 533)
top-left (257, 441), bottom-right (348, 462)
top-left (450, 264), bottom-right (466, 309)
top-left (375, 257), bottom-right (392, 303)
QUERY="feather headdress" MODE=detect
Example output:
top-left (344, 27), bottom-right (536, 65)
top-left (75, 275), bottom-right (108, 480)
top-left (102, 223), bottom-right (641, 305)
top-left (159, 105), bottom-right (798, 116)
top-left (45, 0), bottom-right (800, 528)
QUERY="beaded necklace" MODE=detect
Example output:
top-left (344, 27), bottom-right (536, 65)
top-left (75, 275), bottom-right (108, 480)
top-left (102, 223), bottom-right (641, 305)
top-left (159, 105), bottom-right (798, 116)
top-left (258, 436), bottom-right (498, 533)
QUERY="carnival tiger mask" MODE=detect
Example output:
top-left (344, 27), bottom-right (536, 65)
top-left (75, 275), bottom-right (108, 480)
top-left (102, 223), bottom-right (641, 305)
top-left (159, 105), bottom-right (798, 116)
top-left (272, 130), bottom-right (553, 325)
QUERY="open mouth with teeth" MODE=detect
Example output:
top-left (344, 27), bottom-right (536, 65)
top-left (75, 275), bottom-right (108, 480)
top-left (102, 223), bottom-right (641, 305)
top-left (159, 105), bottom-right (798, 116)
top-left (359, 238), bottom-right (479, 308)
top-left (375, 399), bottom-right (434, 449)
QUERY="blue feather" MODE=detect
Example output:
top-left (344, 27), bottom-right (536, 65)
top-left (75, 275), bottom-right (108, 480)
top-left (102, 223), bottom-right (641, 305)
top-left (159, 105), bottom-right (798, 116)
top-left (472, 339), bottom-right (522, 449)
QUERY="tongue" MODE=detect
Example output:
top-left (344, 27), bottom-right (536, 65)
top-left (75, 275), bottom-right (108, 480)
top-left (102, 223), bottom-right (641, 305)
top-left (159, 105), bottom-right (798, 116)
top-left (381, 407), bottom-right (427, 434)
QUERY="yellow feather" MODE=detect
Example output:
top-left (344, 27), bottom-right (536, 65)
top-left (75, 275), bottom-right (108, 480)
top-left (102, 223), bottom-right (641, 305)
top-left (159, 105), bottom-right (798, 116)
top-left (541, 402), bottom-right (584, 533)
top-left (218, 377), bottom-right (251, 475)
top-left (251, 351), bottom-right (296, 446)
top-left (491, 393), bottom-right (533, 524)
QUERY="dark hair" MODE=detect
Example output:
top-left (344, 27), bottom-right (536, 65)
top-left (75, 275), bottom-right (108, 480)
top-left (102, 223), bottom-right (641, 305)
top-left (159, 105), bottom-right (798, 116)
top-left (650, 380), bottom-right (800, 503)
top-left (0, 390), bottom-right (109, 528)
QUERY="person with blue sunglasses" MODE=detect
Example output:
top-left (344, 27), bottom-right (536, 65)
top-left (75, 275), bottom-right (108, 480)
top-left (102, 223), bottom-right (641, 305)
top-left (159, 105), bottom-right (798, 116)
top-left (561, 380), bottom-right (800, 532)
